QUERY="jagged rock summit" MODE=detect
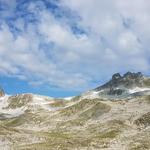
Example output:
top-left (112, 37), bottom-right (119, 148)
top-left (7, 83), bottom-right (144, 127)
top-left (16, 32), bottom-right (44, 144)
top-left (96, 72), bottom-right (144, 90)
top-left (82, 72), bottom-right (150, 99)
top-left (0, 87), bottom-right (5, 97)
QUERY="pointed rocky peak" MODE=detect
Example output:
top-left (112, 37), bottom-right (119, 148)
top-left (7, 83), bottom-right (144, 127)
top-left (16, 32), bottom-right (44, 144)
top-left (93, 72), bottom-right (150, 98)
top-left (112, 73), bottom-right (122, 80)
top-left (0, 87), bottom-right (5, 97)
top-left (123, 72), bottom-right (143, 79)
top-left (99, 72), bottom-right (144, 89)
top-left (111, 72), bottom-right (143, 82)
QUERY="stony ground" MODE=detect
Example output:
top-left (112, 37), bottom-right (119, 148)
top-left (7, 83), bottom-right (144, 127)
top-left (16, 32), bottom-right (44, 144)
top-left (0, 94), bottom-right (150, 150)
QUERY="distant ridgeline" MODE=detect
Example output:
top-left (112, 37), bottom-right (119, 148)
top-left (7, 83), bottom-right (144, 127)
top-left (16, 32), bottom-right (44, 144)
top-left (0, 87), bottom-right (5, 97)
top-left (86, 71), bottom-right (150, 99)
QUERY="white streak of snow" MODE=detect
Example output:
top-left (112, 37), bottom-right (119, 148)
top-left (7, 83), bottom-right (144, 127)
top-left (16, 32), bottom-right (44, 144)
top-left (63, 96), bottom-right (74, 100)
top-left (129, 87), bottom-right (150, 94)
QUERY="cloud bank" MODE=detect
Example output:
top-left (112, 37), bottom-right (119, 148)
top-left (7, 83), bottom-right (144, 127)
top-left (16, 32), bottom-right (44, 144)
top-left (0, 0), bottom-right (150, 92)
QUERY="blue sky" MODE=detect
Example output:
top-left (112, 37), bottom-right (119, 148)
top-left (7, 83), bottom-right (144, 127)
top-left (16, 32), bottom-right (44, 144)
top-left (0, 0), bottom-right (150, 97)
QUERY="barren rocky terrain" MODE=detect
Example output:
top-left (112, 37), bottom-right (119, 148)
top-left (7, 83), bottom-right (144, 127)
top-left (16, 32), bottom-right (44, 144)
top-left (0, 72), bottom-right (150, 150)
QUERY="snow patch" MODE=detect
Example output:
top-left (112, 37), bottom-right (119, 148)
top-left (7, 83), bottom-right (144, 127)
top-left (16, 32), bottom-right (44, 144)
top-left (0, 95), bottom-right (10, 110)
top-left (32, 95), bottom-right (55, 111)
top-left (63, 96), bottom-right (74, 100)
top-left (0, 95), bottom-right (25, 118)
top-left (128, 87), bottom-right (150, 94)
top-left (81, 91), bottom-right (100, 99)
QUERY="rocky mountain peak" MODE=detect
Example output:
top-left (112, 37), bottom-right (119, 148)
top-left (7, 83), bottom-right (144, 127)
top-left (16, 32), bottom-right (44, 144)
top-left (0, 87), bottom-right (5, 97)
top-left (111, 72), bottom-right (143, 81)
top-left (123, 71), bottom-right (143, 79)
top-left (94, 72), bottom-right (148, 97)
top-left (104, 72), bottom-right (144, 89)
top-left (112, 73), bottom-right (122, 80)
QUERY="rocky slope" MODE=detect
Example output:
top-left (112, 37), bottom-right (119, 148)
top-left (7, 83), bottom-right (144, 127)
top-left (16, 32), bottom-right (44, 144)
top-left (0, 72), bottom-right (150, 150)
top-left (81, 72), bottom-right (150, 99)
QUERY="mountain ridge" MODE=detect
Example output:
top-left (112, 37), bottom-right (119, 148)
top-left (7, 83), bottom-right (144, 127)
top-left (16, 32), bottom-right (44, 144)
top-left (80, 72), bottom-right (150, 100)
top-left (0, 72), bottom-right (150, 150)
top-left (95, 71), bottom-right (145, 90)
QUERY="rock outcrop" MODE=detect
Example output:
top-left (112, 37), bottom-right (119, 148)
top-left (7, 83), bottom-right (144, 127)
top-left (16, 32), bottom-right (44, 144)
top-left (0, 87), bottom-right (5, 97)
top-left (96, 72), bottom-right (145, 91)
top-left (93, 72), bottom-right (150, 98)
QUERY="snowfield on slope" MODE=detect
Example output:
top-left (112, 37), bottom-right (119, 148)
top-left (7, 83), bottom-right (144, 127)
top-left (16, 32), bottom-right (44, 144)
top-left (128, 87), bottom-right (150, 94)
top-left (0, 95), bottom-right (25, 118)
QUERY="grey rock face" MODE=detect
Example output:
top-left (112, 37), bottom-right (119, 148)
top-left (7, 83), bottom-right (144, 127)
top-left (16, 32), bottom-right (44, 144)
top-left (96, 72), bottom-right (144, 91)
top-left (108, 88), bottom-right (124, 95)
top-left (124, 71), bottom-right (143, 79)
top-left (94, 72), bottom-right (150, 98)
top-left (112, 73), bottom-right (122, 80)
